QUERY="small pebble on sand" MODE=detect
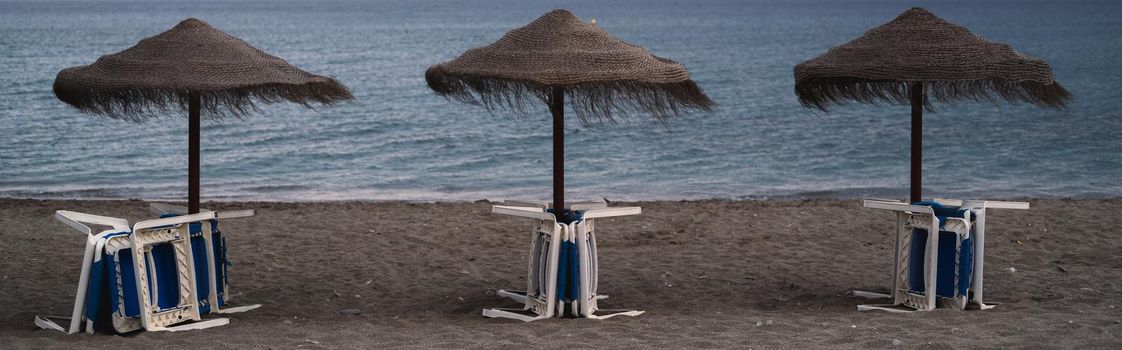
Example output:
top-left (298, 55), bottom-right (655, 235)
top-left (338, 309), bottom-right (361, 315)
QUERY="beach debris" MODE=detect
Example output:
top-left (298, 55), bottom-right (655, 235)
top-left (1055, 264), bottom-right (1067, 273)
top-left (766, 320), bottom-right (774, 326)
top-left (1005, 267), bottom-right (1017, 273)
top-left (1114, 320), bottom-right (1119, 325)
top-left (755, 321), bottom-right (762, 327)
top-left (892, 339), bottom-right (903, 346)
top-left (1079, 287), bottom-right (1093, 292)
top-left (365, 279), bottom-right (374, 284)
top-left (338, 309), bottom-right (361, 316)
top-left (458, 269), bottom-right (470, 275)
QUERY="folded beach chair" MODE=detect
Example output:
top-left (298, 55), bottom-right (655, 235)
top-left (36, 211), bottom-right (229, 333)
top-left (36, 205), bottom-right (258, 334)
top-left (857, 198), bottom-right (1029, 312)
top-left (148, 203), bottom-right (260, 315)
top-left (484, 201), bottom-right (643, 322)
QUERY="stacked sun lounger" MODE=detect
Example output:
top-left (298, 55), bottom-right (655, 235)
top-left (858, 198), bottom-right (1029, 312)
top-left (484, 201), bottom-right (644, 322)
top-left (36, 204), bottom-right (259, 334)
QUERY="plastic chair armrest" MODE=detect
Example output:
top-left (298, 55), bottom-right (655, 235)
top-left (862, 200), bottom-right (936, 215)
top-left (492, 205), bottom-right (556, 221)
top-left (55, 210), bottom-right (130, 234)
top-left (582, 207), bottom-right (641, 219)
top-left (133, 212), bottom-right (217, 231)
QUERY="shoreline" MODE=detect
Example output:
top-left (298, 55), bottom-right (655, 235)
top-left (1, 194), bottom-right (1118, 205)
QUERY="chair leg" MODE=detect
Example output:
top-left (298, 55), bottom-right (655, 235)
top-left (68, 235), bottom-right (100, 333)
top-left (35, 241), bottom-right (96, 333)
top-left (496, 290), bottom-right (529, 304)
top-left (857, 213), bottom-right (915, 312)
top-left (201, 221), bottom-right (219, 312)
top-left (484, 221), bottom-right (562, 321)
top-left (575, 219), bottom-right (642, 319)
top-left (39, 232), bottom-right (116, 334)
top-left (921, 217), bottom-right (940, 311)
top-left (972, 209), bottom-right (994, 310)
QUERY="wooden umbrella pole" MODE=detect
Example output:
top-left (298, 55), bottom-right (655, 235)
top-left (188, 92), bottom-right (201, 214)
top-left (551, 86), bottom-right (565, 217)
top-left (910, 82), bottom-right (924, 204)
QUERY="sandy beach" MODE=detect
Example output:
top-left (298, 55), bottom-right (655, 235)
top-left (0, 198), bottom-right (1119, 349)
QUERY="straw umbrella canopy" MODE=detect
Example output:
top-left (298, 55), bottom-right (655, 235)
top-left (794, 7), bottom-right (1071, 203)
top-left (426, 9), bottom-right (714, 215)
top-left (54, 18), bottom-right (352, 213)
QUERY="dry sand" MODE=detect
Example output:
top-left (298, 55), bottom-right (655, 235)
top-left (0, 198), bottom-right (1119, 349)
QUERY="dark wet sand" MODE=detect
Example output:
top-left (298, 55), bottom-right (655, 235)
top-left (1, 198), bottom-right (1119, 349)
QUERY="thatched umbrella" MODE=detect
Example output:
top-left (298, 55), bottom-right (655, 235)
top-left (426, 9), bottom-right (714, 215)
top-left (54, 18), bottom-right (352, 213)
top-left (794, 7), bottom-right (1071, 203)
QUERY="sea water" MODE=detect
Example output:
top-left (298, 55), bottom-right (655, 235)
top-left (1, 0), bottom-right (1120, 201)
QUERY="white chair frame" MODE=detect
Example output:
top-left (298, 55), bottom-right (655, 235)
top-left (858, 198), bottom-right (1029, 312)
top-left (485, 201), bottom-right (642, 321)
top-left (37, 204), bottom-right (257, 334)
top-left (149, 203), bottom-right (259, 314)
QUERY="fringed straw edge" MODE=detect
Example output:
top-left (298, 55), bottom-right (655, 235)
top-left (426, 65), bottom-right (715, 125)
top-left (794, 77), bottom-right (1072, 111)
top-left (53, 78), bottom-right (354, 121)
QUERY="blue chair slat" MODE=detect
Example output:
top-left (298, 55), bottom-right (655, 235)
top-left (907, 201), bottom-right (975, 298)
top-left (545, 209), bottom-right (585, 307)
top-left (150, 243), bottom-right (181, 310)
top-left (213, 222), bottom-right (228, 307)
top-left (113, 249), bottom-right (142, 318)
top-left (162, 214), bottom-right (228, 313)
top-left (84, 254), bottom-right (111, 323)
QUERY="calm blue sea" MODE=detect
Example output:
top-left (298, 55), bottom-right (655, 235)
top-left (1, 0), bottom-right (1120, 201)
